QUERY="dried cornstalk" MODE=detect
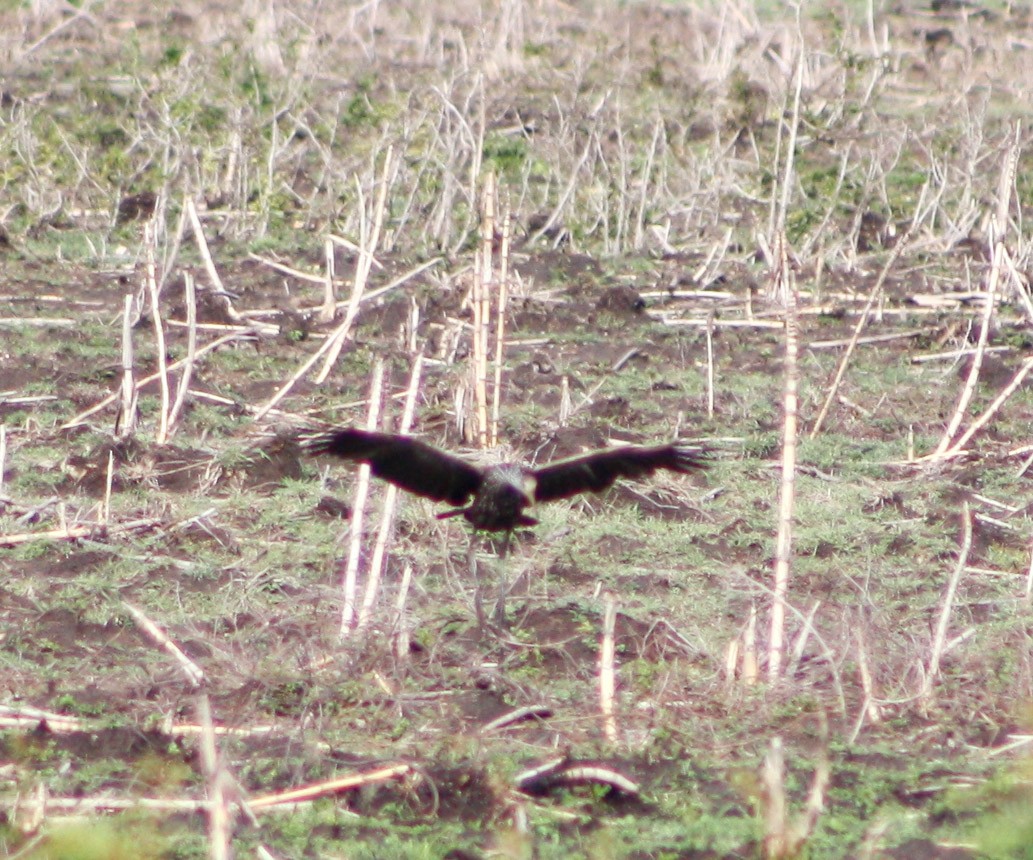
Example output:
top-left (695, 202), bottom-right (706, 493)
top-left (356, 355), bottom-right (424, 633)
top-left (470, 248), bottom-right (489, 447)
top-left (942, 356), bottom-right (1033, 457)
top-left (116, 293), bottom-right (138, 437)
top-left (319, 236), bottom-right (336, 323)
top-left (1026, 543), bottom-right (1033, 602)
top-left (0, 517), bottom-right (160, 548)
top-left (122, 600), bottom-right (236, 859)
top-left (809, 204), bottom-right (924, 437)
top-left (122, 601), bottom-right (205, 688)
top-left (490, 201), bottom-right (511, 447)
top-left (784, 600), bottom-right (820, 679)
top-left (742, 603), bottom-right (758, 685)
top-left (65, 331), bottom-right (247, 430)
top-left (761, 729), bottom-right (830, 859)
top-left (855, 620), bottom-right (882, 728)
top-left (197, 693), bottom-right (233, 860)
top-left (341, 360), bottom-right (385, 637)
top-left (762, 737), bottom-right (788, 859)
top-left (166, 272), bottom-right (198, 438)
top-left (705, 314), bottom-right (715, 419)
top-left (472, 173), bottom-right (496, 448)
top-left (185, 198), bottom-right (239, 321)
top-left (102, 450), bottom-right (114, 524)
top-left (393, 563), bottom-right (413, 663)
top-left (768, 231), bottom-right (798, 684)
top-left (599, 593), bottom-right (618, 744)
top-left (143, 221), bottom-right (171, 444)
top-left (764, 32), bottom-right (807, 687)
top-left (921, 504), bottom-right (973, 708)
top-left (932, 237), bottom-right (1002, 457)
top-left (316, 146), bottom-right (394, 384)
top-left (248, 765), bottom-right (411, 809)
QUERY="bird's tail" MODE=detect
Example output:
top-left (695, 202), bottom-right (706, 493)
top-left (672, 443), bottom-right (710, 472)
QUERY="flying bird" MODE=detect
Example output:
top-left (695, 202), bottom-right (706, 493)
top-left (304, 427), bottom-right (707, 532)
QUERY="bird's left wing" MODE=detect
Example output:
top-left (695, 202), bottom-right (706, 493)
top-left (531, 443), bottom-right (707, 503)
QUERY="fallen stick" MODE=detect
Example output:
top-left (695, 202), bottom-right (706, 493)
top-left (248, 764), bottom-right (411, 809)
top-left (0, 517), bottom-right (161, 547)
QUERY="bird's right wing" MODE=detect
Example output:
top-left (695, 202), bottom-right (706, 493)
top-left (304, 428), bottom-right (482, 505)
top-left (532, 443), bottom-right (707, 503)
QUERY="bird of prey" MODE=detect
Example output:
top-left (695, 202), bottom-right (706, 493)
top-left (304, 427), bottom-right (707, 532)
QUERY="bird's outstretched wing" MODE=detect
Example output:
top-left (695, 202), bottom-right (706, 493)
top-left (304, 428), bottom-right (483, 505)
top-left (531, 443), bottom-right (706, 503)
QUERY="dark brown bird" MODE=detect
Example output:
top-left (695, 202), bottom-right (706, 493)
top-left (304, 428), bottom-right (707, 532)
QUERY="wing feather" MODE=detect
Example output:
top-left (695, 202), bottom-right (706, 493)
top-left (305, 428), bottom-right (482, 505)
top-left (531, 444), bottom-right (706, 503)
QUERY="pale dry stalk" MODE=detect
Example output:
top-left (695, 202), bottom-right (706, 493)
top-left (784, 599), bottom-right (820, 679)
top-left (340, 360), bottom-right (385, 637)
top-left (632, 118), bottom-right (663, 251)
top-left (723, 637), bottom-right (740, 696)
top-left (196, 693), bottom-right (233, 860)
top-left (761, 728), bottom-right (830, 859)
top-left (316, 146), bottom-right (394, 384)
top-left (855, 620), bottom-right (882, 729)
top-left (705, 314), bottom-right (715, 419)
top-left (65, 331), bottom-right (248, 430)
top-left (117, 293), bottom-right (138, 437)
top-left (124, 613), bottom-right (232, 854)
top-left (393, 563), bottom-right (414, 663)
top-left (355, 354), bottom-right (424, 634)
top-left (761, 737), bottom-right (788, 860)
top-left (942, 356), bottom-right (1033, 457)
top-left (158, 192), bottom-right (188, 295)
top-left (185, 198), bottom-right (240, 321)
top-left (742, 603), bottom-right (758, 685)
top-left (921, 503), bottom-right (973, 708)
top-left (145, 220), bottom-right (171, 444)
top-left (0, 517), bottom-right (160, 548)
top-left (599, 593), bottom-right (618, 744)
top-left (768, 231), bottom-right (798, 684)
top-left (810, 202), bottom-right (924, 438)
top-left (319, 236), bottom-right (336, 323)
top-left (765, 27), bottom-right (805, 685)
top-left (166, 272), bottom-right (198, 438)
top-left (1026, 543), bottom-right (1033, 602)
top-left (558, 375), bottom-right (571, 426)
top-left (490, 203), bottom-right (511, 448)
top-left (472, 172), bottom-right (496, 448)
top-left (932, 237), bottom-right (1002, 457)
top-left (102, 450), bottom-right (113, 524)
top-left (254, 322), bottom-right (353, 421)
top-left (122, 600), bottom-right (206, 688)
top-left (253, 227), bottom-right (426, 421)
top-left (792, 732), bottom-right (830, 853)
top-left (248, 765), bottom-right (411, 809)
top-left (528, 132), bottom-right (594, 245)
